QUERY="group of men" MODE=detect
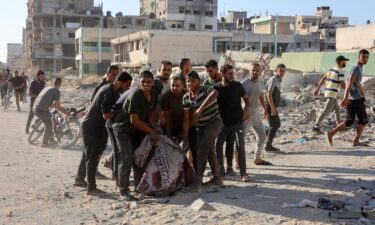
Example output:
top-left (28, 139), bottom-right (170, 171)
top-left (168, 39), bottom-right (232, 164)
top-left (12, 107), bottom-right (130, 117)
top-left (0, 68), bottom-right (29, 111)
top-left (70, 56), bottom-right (289, 197)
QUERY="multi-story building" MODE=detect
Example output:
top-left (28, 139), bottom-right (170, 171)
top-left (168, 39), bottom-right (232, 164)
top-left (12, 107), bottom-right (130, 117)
top-left (140, 0), bottom-right (218, 31)
top-left (336, 24), bottom-right (375, 51)
top-left (7, 43), bottom-right (26, 71)
top-left (111, 29), bottom-right (320, 70)
top-left (296, 6), bottom-right (349, 51)
top-left (25, 0), bottom-right (105, 74)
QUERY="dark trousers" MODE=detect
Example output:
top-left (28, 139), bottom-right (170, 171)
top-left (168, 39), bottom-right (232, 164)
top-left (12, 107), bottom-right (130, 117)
top-left (216, 122), bottom-right (247, 175)
top-left (193, 118), bottom-right (222, 184)
top-left (114, 131), bottom-right (145, 194)
top-left (26, 98), bottom-right (35, 131)
top-left (189, 127), bottom-right (200, 171)
top-left (107, 127), bottom-right (119, 180)
top-left (76, 127), bottom-right (108, 190)
top-left (33, 109), bottom-right (52, 145)
top-left (266, 105), bottom-right (281, 147)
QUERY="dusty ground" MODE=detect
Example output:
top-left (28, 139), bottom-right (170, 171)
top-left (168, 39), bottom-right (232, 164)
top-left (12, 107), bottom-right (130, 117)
top-left (1, 93), bottom-right (375, 225)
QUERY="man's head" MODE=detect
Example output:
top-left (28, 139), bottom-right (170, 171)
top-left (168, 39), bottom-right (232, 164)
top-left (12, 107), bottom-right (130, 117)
top-left (114, 71), bottom-right (133, 93)
top-left (14, 70), bottom-right (19, 77)
top-left (36, 70), bottom-right (45, 81)
top-left (106, 65), bottom-right (120, 83)
top-left (21, 71), bottom-right (26, 76)
top-left (187, 71), bottom-right (201, 92)
top-left (336, 55), bottom-right (349, 68)
top-left (220, 64), bottom-right (235, 83)
top-left (275, 64), bottom-right (286, 79)
top-left (179, 58), bottom-right (192, 74)
top-left (205, 59), bottom-right (220, 81)
top-left (250, 63), bottom-right (263, 81)
top-left (170, 76), bottom-right (184, 97)
top-left (54, 77), bottom-right (63, 88)
top-left (139, 70), bottom-right (154, 92)
top-left (358, 49), bottom-right (370, 65)
top-left (159, 61), bottom-right (173, 81)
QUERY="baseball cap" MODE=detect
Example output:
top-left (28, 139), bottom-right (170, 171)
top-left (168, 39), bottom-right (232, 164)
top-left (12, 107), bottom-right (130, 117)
top-left (336, 55), bottom-right (349, 63)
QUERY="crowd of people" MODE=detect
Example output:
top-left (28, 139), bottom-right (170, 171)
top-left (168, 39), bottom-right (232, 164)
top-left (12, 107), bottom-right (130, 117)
top-left (0, 49), bottom-right (371, 199)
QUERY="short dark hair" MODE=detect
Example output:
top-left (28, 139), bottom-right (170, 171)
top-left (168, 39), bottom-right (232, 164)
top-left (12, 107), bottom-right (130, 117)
top-left (250, 63), bottom-right (262, 69)
top-left (161, 61), bottom-right (173, 67)
top-left (139, 70), bottom-right (154, 80)
top-left (172, 76), bottom-right (184, 83)
top-left (359, 49), bottom-right (370, 55)
top-left (108, 65), bottom-right (120, 73)
top-left (276, 64), bottom-right (286, 70)
top-left (37, 70), bottom-right (45, 76)
top-left (187, 71), bottom-right (200, 80)
top-left (54, 77), bottom-right (62, 86)
top-left (205, 59), bottom-right (218, 69)
top-left (115, 71), bottom-right (132, 83)
top-left (220, 64), bottom-right (234, 74)
top-left (179, 58), bottom-right (191, 70)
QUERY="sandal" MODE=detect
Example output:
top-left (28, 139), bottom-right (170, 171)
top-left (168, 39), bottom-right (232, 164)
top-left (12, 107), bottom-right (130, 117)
top-left (254, 160), bottom-right (272, 166)
top-left (241, 174), bottom-right (251, 183)
top-left (353, 142), bottom-right (370, 147)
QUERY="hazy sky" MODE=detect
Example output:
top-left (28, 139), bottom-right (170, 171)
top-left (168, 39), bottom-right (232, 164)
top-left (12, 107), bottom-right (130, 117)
top-left (0, 0), bottom-right (374, 63)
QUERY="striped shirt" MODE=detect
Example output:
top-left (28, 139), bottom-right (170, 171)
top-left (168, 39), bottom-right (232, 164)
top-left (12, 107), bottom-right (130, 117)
top-left (324, 67), bottom-right (345, 99)
top-left (183, 86), bottom-right (220, 127)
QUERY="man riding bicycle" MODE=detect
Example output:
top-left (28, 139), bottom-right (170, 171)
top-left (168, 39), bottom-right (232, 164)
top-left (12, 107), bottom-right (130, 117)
top-left (33, 77), bottom-right (70, 147)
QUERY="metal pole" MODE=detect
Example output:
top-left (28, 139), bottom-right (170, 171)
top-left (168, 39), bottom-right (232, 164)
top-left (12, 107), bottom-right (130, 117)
top-left (274, 14), bottom-right (278, 56)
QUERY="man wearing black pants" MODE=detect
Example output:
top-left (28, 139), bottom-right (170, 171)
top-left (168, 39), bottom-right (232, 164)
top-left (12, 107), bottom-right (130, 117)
top-left (25, 71), bottom-right (45, 134)
top-left (74, 72), bottom-right (132, 196)
top-left (112, 71), bottom-right (159, 200)
top-left (265, 64), bottom-right (286, 152)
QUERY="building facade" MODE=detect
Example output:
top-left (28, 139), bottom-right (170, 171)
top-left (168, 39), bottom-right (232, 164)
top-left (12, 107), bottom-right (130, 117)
top-left (140, 0), bottom-right (218, 31)
top-left (7, 43), bottom-right (26, 71)
top-left (336, 24), bottom-right (375, 51)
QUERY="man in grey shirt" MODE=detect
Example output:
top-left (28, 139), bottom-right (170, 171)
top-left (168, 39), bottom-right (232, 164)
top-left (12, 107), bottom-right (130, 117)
top-left (33, 77), bottom-right (70, 147)
top-left (242, 63), bottom-right (272, 165)
top-left (327, 49), bottom-right (370, 147)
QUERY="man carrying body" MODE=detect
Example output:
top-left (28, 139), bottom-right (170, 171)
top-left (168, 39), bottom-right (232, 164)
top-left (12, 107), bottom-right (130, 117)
top-left (183, 71), bottom-right (223, 192)
top-left (33, 78), bottom-right (70, 147)
top-left (196, 64), bottom-right (251, 182)
top-left (265, 64), bottom-right (286, 152)
top-left (242, 63), bottom-right (272, 165)
top-left (161, 76), bottom-right (187, 141)
top-left (8, 70), bottom-right (26, 111)
top-left (25, 70), bottom-right (46, 134)
top-left (312, 56), bottom-right (348, 134)
top-left (112, 71), bottom-right (159, 200)
top-left (74, 72), bottom-right (132, 195)
top-left (327, 49), bottom-right (370, 147)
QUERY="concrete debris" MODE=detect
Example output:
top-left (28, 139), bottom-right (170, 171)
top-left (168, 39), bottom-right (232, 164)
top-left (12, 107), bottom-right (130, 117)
top-left (345, 189), bottom-right (373, 212)
top-left (190, 199), bottom-right (216, 211)
top-left (364, 199), bottom-right (375, 211)
top-left (281, 199), bottom-right (318, 209)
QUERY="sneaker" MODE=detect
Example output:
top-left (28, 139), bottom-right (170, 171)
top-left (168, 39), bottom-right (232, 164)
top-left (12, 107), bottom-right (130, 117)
top-left (119, 191), bottom-right (139, 201)
top-left (41, 143), bottom-right (50, 148)
top-left (73, 179), bottom-right (88, 188)
top-left (96, 171), bottom-right (107, 180)
top-left (225, 168), bottom-right (237, 176)
top-left (241, 173), bottom-right (251, 183)
top-left (265, 146), bottom-right (280, 152)
top-left (184, 183), bottom-right (203, 193)
top-left (203, 176), bottom-right (224, 186)
top-left (312, 127), bottom-right (324, 134)
top-left (86, 188), bottom-right (106, 196)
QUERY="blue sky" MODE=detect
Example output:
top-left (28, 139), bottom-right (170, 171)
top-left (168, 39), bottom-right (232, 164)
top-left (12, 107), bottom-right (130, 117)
top-left (1, 0), bottom-right (374, 63)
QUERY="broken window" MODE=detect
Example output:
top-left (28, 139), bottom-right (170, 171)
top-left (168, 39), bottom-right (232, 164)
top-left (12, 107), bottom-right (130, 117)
top-left (205, 25), bottom-right (213, 30)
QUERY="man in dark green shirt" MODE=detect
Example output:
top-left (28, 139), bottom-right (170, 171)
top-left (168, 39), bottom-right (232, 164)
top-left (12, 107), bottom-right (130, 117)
top-left (112, 70), bottom-right (159, 200)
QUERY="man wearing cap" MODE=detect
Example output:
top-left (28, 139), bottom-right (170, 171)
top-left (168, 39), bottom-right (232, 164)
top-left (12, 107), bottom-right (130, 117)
top-left (327, 49), bottom-right (371, 147)
top-left (312, 55), bottom-right (348, 134)
top-left (112, 70), bottom-right (159, 200)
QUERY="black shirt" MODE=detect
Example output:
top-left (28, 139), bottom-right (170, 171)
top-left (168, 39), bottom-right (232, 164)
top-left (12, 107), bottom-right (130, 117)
top-left (82, 84), bottom-right (120, 129)
top-left (91, 79), bottom-right (108, 102)
top-left (29, 79), bottom-right (46, 99)
top-left (8, 76), bottom-right (25, 90)
top-left (214, 81), bottom-right (246, 127)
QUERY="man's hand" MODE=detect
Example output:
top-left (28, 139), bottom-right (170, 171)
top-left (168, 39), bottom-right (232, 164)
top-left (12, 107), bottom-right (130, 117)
top-left (341, 99), bottom-right (349, 108)
top-left (263, 109), bottom-right (269, 119)
top-left (150, 131), bottom-right (160, 143)
top-left (313, 89), bottom-right (320, 96)
top-left (271, 107), bottom-right (277, 117)
top-left (195, 107), bottom-right (203, 118)
top-left (243, 110), bottom-right (250, 121)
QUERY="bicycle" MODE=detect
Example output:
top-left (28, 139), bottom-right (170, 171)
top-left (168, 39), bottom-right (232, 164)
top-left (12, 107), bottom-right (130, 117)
top-left (2, 83), bottom-right (13, 112)
top-left (28, 106), bottom-right (86, 149)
